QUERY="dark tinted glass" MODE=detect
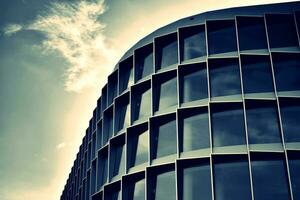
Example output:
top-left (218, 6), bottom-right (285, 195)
top-left (91, 161), bottom-right (96, 193)
top-left (151, 170), bottom-right (176, 200)
top-left (209, 58), bottom-right (241, 99)
top-left (119, 57), bottom-right (134, 93)
top-left (211, 103), bottom-right (246, 151)
top-left (108, 73), bottom-right (118, 105)
top-left (107, 188), bottom-right (121, 200)
top-left (135, 44), bottom-right (154, 81)
top-left (237, 16), bottom-right (268, 51)
top-left (180, 108), bottom-right (210, 152)
top-left (180, 63), bottom-right (208, 104)
top-left (251, 153), bottom-right (291, 200)
top-left (213, 156), bottom-right (252, 200)
top-left (102, 86), bottom-right (107, 111)
top-left (288, 152), bottom-right (300, 200)
top-left (97, 122), bottom-right (102, 150)
top-left (115, 97), bottom-right (130, 133)
top-left (128, 128), bottom-right (148, 168)
top-left (153, 119), bottom-right (177, 159)
top-left (207, 20), bottom-right (237, 55)
top-left (155, 75), bottom-right (177, 112)
top-left (103, 109), bottom-right (113, 143)
top-left (97, 152), bottom-right (108, 189)
top-left (272, 53), bottom-right (300, 93)
top-left (180, 25), bottom-right (206, 61)
top-left (156, 33), bottom-right (178, 70)
top-left (266, 14), bottom-right (299, 49)
top-left (125, 178), bottom-right (145, 200)
top-left (180, 160), bottom-right (212, 200)
top-left (132, 82), bottom-right (151, 123)
top-left (241, 55), bottom-right (274, 95)
top-left (280, 99), bottom-right (300, 143)
top-left (246, 101), bottom-right (282, 149)
top-left (111, 143), bottom-right (126, 178)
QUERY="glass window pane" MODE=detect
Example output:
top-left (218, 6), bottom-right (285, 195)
top-left (97, 152), bottom-right (108, 189)
top-left (152, 170), bottom-right (176, 200)
top-left (155, 76), bottom-right (177, 112)
top-left (135, 44), bottom-right (153, 81)
top-left (180, 64), bottom-right (208, 104)
top-left (207, 20), bottom-right (237, 55)
top-left (251, 153), bottom-right (291, 200)
top-left (180, 25), bottom-right (206, 61)
top-left (181, 108), bottom-right (210, 152)
top-left (97, 122), bottom-right (102, 150)
top-left (209, 58), bottom-right (241, 99)
top-left (181, 160), bottom-right (212, 200)
top-left (108, 73), bottom-right (118, 105)
top-left (272, 53), bottom-right (300, 93)
top-left (213, 156), bottom-right (252, 200)
top-left (266, 14), bottom-right (299, 49)
top-left (280, 99), bottom-right (300, 144)
top-left (153, 119), bottom-right (177, 159)
top-left (288, 152), bottom-right (300, 200)
top-left (115, 97), bottom-right (130, 134)
top-left (237, 16), bottom-right (268, 51)
top-left (241, 55), bottom-right (274, 95)
top-left (132, 82), bottom-right (151, 123)
top-left (119, 57), bottom-right (134, 93)
top-left (103, 109), bottom-right (113, 143)
top-left (211, 103), bottom-right (246, 152)
top-left (111, 143), bottom-right (126, 178)
top-left (156, 33), bottom-right (178, 70)
top-left (125, 178), bottom-right (145, 200)
top-left (246, 101), bottom-right (283, 150)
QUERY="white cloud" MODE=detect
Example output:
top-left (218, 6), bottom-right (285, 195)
top-left (2, 23), bottom-right (22, 36)
top-left (56, 142), bottom-right (66, 150)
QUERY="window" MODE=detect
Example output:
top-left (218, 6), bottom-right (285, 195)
top-left (178, 107), bottom-right (210, 154)
top-left (91, 160), bottom-right (97, 193)
top-left (96, 121), bottom-right (102, 150)
top-left (237, 16), bottom-right (268, 51)
top-left (153, 71), bottom-right (177, 113)
top-left (92, 133), bottom-right (96, 158)
top-left (148, 166), bottom-right (176, 200)
top-left (207, 20), bottom-right (237, 56)
top-left (251, 153), bottom-right (291, 200)
top-left (287, 151), bottom-right (300, 200)
top-left (211, 103), bottom-right (246, 152)
top-left (105, 183), bottom-right (121, 200)
top-left (246, 100), bottom-right (283, 150)
top-left (135, 43), bottom-right (153, 82)
top-left (272, 53), bottom-right (300, 94)
top-left (127, 123), bottom-right (149, 169)
top-left (179, 25), bottom-right (206, 62)
top-left (266, 14), bottom-right (299, 49)
top-left (119, 56), bottom-right (134, 94)
top-left (101, 85), bottom-right (107, 111)
top-left (178, 158), bottom-right (212, 200)
top-left (131, 80), bottom-right (151, 123)
top-left (151, 114), bottom-right (177, 160)
top-left (123, 173), bottom-right (145, 200)
top-left (209, 58), bottom-right (241, 100)
top-left (213, 155), bottom-right (252, 200)
top-left (241, 55), bottom-right (274, 97)
top-left (280, 98), bottom-right (300, 147)
top-left (97, 148), bottom-right (108, 190)
top-left (155, 33), bottom-right (178, 71)
top-left (103, 108), bottom-right (113, 144)
top-left (114, 93), bottom-right (130, 134)
top-left (110, 136), bottom-right (126, 180)
top-left (179, 63), bottom-right (208, 105)
top-left (108, 71), bottom-right (118, 105)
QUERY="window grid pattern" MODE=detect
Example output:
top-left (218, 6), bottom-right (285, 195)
top-left (61, 5), bottom-right (300, 200)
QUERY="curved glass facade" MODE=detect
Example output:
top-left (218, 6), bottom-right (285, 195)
top-left (61, 2), bottom-right (300, 200)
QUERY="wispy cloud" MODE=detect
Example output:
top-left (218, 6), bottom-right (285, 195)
top-left (56, 142), bottom-right (66, 150)
top-left (3, 0), bottom-right (116, 92)
top-left (2, 23), bottom-right (23, 36)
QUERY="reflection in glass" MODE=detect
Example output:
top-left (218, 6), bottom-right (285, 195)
top-left (135, 44), bottom-right (153, 81)
top-left (156, 33), bottom-right (178, 70)
top-left (132, 85), bottom-right (151, 123)
top-left (181, 108), bottom-right (210, 152)
top-left (280, 100), bottom-right (300, 144)
top-left (266, 14), bottom-right (299, 49)
top-left (251, 154), bottom-right (290, 200)
top-left (272, 53), bottom-right (300, 93)
top-left (237, 16), bottom-right (268, 51)
top-left (181, 160), bottom-right (212, 200)
top-left (108, 73), bottom-right (118, 105)
top-left (180, 25), bottom-right (206, 61)
top-left (213, 156), bottom-right (252, 200)
top-left (246, 101), bottom-right (282, 149)
top-left (119, 57), bottom-right (134, 93)
top-left (111, 143), bottom-right (126, 178)
top-left (180, 64), bottom-right (208, 104)
top-left (125, 178), bottom-right (145, 200)
top-left (207, 20), bottom-right (237, 55)
top-left (129, 130), bottom-right (148, 168)
top-left (97, 153), bottom-right (108, 189)
top-left (153, 119), bottom-right (177, 159)
top-left (156, 76), bottom-right (177, 112)
top-left (211, 104), bottom-right (246, 151)
top-left (115, 99), bottom-right (130, 134)
top-left (152, 170), bottom-right (176, 200)
top-left (241, 55), bottom-right (274, 95)
top-left (209, 58), bottom-right (241, 99)
top-left (103, 110), bottom-right (113, 143)
top-left (288, 152), bottom-right (300, 200)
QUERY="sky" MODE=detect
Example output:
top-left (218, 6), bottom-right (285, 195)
top-left (0, 0), bottom-right (298, 199)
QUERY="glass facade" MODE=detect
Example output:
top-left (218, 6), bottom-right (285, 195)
top-left (61, 3), bottom-right (300, 200)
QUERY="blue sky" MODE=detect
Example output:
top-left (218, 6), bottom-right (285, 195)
top-left (0, 0), bottom-right (296, 199)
